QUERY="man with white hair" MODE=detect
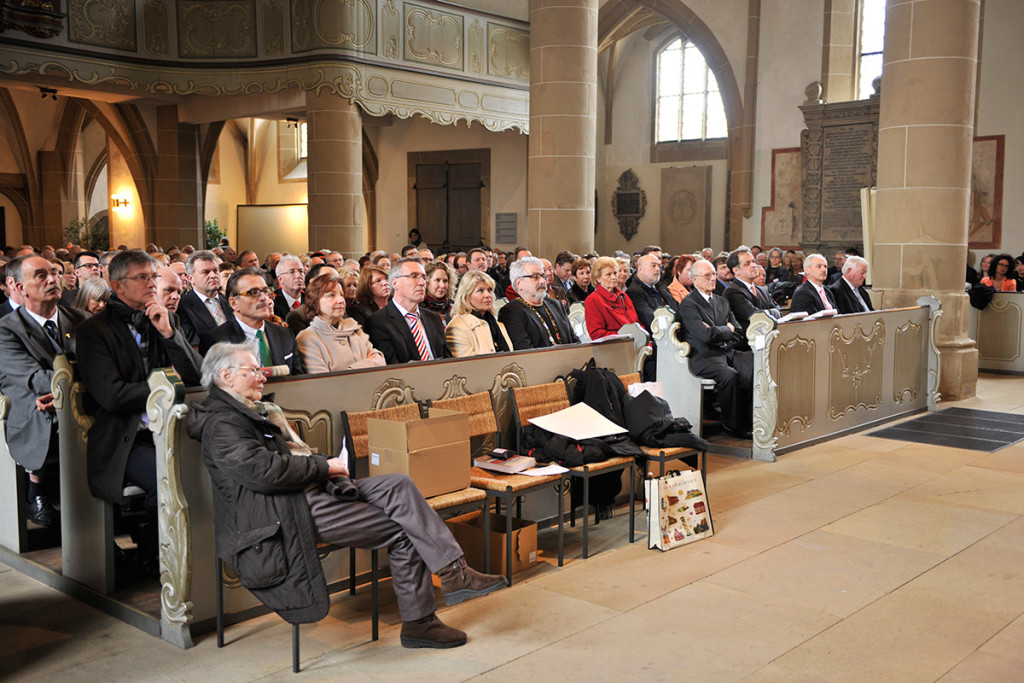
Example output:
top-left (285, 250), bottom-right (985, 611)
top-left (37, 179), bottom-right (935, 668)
top-left (678, 258), bottom-right (753, 439)
top-left (789, 253), bottom-right (836, 315)
top-left (497, 256), bottom-right (578, 349)
top-left (187, 342), bottom-right (505, 647)
top-left (827, 255), bottom-right (874, 314)
top-left (273, 255), bottom-right (305, 320)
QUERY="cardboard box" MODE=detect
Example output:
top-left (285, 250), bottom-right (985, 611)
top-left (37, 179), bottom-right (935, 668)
top-left (446, 510), bottom-right (538, 575)
top-left (366, 408), bottom-right (471, 498)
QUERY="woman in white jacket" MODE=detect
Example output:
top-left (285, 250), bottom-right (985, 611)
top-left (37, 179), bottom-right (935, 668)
top-left (296, 272), bottom-right (386, 373)
top-left (445, 270), bottom-right (513, 357)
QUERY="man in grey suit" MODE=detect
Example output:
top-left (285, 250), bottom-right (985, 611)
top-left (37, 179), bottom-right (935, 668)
top-left (0, 255), bottom-right (89, 526)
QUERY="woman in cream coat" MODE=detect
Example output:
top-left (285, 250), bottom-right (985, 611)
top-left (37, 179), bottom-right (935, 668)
top-left (296, 272), bottom-right (386, 373)
top-left (445, 271), bottom-right (513, 357)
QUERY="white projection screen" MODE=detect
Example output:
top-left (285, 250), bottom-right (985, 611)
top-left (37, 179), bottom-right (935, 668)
top-left (236, 204), bottom-right (308, 258)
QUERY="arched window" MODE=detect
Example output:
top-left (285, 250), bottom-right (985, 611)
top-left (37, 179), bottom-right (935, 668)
top-left (858, 0), bottom-right (886, 98)
top-left (655, 37), bottom-right (727, 143)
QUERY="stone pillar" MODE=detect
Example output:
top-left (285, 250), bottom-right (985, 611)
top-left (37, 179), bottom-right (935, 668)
top-left (872, 0), bottom-right (979, 400)
top-left (37, 150), bottom-right (66, 247)
top-left (306, 90), bottom-right (363, 257)
top-left (528, 0), bottom-right (596, 259)
top-left (154, 105), bottom-right (203, 249)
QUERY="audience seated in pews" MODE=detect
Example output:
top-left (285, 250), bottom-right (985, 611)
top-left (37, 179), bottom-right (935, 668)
top-left (295, 271), bottom-right (385, 373)
top-left (187, 342), bottom-right (505, 647)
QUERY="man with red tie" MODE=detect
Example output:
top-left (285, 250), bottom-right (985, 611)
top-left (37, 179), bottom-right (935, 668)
top-left (365, 258), bottom-right (450, 364)
top-left (789, 253), bottom-right (837, 315)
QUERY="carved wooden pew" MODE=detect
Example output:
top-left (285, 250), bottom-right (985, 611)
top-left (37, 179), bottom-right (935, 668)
top-left (650, 305), bottom-right (714, 435)
top-left (144, 338), bottom-right (641, 648)
top-left (967, 292), bottom-right (1024, 375)
top-left (745, 297), bottom-right (941, 461)
top-left (0, 391), bottom-right (28, 553)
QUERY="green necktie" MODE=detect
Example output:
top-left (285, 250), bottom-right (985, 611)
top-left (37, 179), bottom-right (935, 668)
top-left (255, 329), bottom-right (272, 367)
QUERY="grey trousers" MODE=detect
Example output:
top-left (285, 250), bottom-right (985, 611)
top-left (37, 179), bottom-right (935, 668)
top-left (304, 473), bottom-right (463, 621)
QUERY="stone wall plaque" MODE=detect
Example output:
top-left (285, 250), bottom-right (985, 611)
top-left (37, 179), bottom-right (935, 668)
top-left (760, 147), bottom-right (802, 249)
top-left (612, 168), bottom-right (646, 241)
top-left (968, 135), bottom-right (1004, 249)
top-left (661, 165), bottom-right (710, 254)
top-left (799, 96), bottom-right (879, 254)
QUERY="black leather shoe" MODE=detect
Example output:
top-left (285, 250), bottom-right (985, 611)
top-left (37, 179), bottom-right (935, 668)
top-left (27, 495), bottom-right (59, 527)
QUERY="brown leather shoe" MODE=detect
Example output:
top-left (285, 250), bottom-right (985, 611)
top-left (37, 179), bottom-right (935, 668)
top-left (400, 614), bottom-right (467, 649)
top-left (437, 557), bottom-right (507, 606)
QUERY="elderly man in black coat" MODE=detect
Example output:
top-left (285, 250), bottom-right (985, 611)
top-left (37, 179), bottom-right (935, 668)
top-left (677, 259), bottom-right (753, 439)
top-left (187, 341), bottom-right (505, 647)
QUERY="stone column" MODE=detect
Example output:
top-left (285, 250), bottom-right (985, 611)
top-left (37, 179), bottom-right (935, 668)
top-left (872, 0), bottom-right (979, 401)
top-left (154, 105), bottom-right (203, 249)
top-left (528, 0), bottom-right (597, 258)
top-left (306, 90), bottom-right (363, 257)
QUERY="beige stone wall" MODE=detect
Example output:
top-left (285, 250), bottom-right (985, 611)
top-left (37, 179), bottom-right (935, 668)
top-left (368, 116), bottom-right (527, 255)
top-left (203, 126), bottom-right (249, 247)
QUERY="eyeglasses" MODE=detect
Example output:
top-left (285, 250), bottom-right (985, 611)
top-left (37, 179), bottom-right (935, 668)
top-left (693, 273), bottom-right (716, 280)
top-left (231, 366), bottom-right (263, 378)
top-left (518, 273), bottom-right (544, 281)
top-left (121, 273), bottom-right (158, 283)
top-left (236, 287), bottom-right (272, 299)
top-left (279, 269), bottom-right (304, 277)
top-left (77, 263), bottom-right (101, 270)
top-left (394, 273), bottom-right (426, 282)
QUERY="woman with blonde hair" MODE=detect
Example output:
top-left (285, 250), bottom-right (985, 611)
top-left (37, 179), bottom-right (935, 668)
top-left (584, 256), bottom-right (640, 340)
top-left (445, 270), bottom-right (512, 357)
top-left (348, 264), bottom-right (391, 325)
top-left (296, 272), bottom-right (385, 373)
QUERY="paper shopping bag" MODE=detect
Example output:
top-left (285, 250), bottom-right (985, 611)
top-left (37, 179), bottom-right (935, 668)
top-left (645, 469), bottom-right (713, 551)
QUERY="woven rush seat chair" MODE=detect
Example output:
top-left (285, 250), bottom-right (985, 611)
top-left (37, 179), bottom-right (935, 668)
top-left (617, 372), bottom-right (707, 485)
top-left (510, 381), bottom-right (636, 560)
top-left (430, 392), bottom-right (566, 582)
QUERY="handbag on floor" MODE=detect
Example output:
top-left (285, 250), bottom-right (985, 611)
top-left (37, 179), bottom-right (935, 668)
top-left (645, 469), bottom-right (713, 551)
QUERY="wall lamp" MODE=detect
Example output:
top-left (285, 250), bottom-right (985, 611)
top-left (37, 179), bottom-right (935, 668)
top-left (285, 117), bottom-right (298, 128)
top-left (39, 87), bottom-right (57, 100)
top-left (111, 194), bottom-right (131, 209)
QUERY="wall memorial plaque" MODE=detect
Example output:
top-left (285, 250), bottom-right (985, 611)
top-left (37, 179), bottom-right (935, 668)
top-left (799, 96), bottom-right (879, 255)
top-left (611, 168), bottom-right (646, 241)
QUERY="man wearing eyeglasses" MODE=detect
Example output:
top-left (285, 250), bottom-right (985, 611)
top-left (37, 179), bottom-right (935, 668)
top-left (365, 257), bottom-right (450, 364)
top-left (59, 250), bottom-right (102, 307)
top-left (273, 255), bottom-right (306, 321)
top-left (199, 268), bottom-right (305, 375)
top-left (75, 250), bottom-right (202, 568)
top-left (677, 258), bottom-right (753, 439)
top-left (498, 256), bottom-right (579, 349)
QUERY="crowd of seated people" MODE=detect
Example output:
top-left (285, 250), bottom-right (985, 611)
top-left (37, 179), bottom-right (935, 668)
top-left (0, 233), bottom-right (949, 644)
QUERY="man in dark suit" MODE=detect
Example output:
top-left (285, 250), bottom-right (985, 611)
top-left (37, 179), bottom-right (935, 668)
top-left (542, 258), bottom-right (570, 306)
top-left (75, 250), bottom-right (202, 514)
top-left (678, 259), bottom-right (753, 438)
top-left (178, 250), bottom-right (234, 344)
top-left (789, 253), bottom-right (837, 315)
top-left (627, 253), bottom-right (677, 330)
top-left (199, 268), bottom-right (305, 375)
top-left (827, 255), bottom-right (874, 314)
top-left (724, 247), bottom-right (781, 341)
top-left (712, 256), bottom-right (732, 296)
top-left (0, 255), bottom-right (89, 526)
top-left (272, 254), bottom-right (305, 321)
top-left (498, 257), bottom-right (579, 350)
top-left (365, 258), bottom-right (450, 364)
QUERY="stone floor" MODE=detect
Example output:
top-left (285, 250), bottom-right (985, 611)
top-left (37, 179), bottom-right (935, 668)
top-left (2, 374), bottom-right (1024, 682)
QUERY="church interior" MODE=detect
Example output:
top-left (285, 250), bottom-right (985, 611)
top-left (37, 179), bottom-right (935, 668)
top-left (2, 0), bottom-right (1024, 679)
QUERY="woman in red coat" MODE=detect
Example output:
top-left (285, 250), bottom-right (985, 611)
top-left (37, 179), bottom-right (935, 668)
top-left (584, 256), bottom-right (641, 339)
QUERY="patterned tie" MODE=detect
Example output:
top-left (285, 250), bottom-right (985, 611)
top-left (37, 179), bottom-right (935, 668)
top-left (749, 284), bottom-right (758, 299)
top-left (206, 296), bottom-right (227, 325)
top-left (44, 320), bottom-right (61, 347)
top-left (255, 329), bottom-right (272, 367)
top-left (405, 312), bottom-right (433, 361)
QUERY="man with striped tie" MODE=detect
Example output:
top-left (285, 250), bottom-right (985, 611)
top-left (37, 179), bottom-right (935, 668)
top-left (178, 250), bottom-right (234, 344)
top-left (365, 257), bottom-right (450, 365)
